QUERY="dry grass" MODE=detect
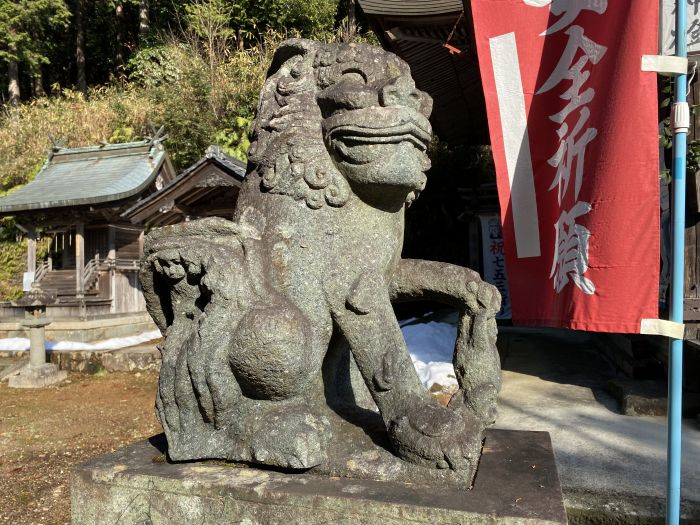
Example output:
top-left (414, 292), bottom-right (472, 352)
top-left (0, 88), bottom-right (160, 195)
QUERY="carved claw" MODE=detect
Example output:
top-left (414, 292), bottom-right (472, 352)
top-left (388, 402), bottom-right (483, 473)
top-left (464, 280), bottom-right (500, 316)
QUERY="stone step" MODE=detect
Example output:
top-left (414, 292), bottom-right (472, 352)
top-left (37, 269), bottom-right (99, 296)
top-left (49, 344), bottom-right (161, 373)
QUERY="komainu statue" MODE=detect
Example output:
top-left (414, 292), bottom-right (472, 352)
top-left (140, 39), bottom-right (501, 483)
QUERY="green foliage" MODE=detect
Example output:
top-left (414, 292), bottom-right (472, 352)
top-left (183, 0), bottom-right (235, 44)
top-left (125, 31), bottom-right (279, 168)
top-left (660, 76), bottom-right (700, 178)
top-left (128, 41), bottom-right (213, 167)
top-left (109, 125), bottom-right (138, 143)
top-left (126, 43), bottom-right (183, 88)
top-left (0, 240), bottom-right (26, 300)
top-left (688, 138), bottom-right (700, 177)
top-left (0, 0), bottom-right (71, 70)
top-left (260, 0), bottom-right (338, 40)
top-left (93, 367), bottom-right (110, 377)
top-left (218, 0), bottom-right (339, 46)
top-left (214, 116), bottom-right (252, 162)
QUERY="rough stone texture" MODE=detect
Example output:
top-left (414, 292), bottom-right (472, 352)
top-left (99, 346), bottom-right (161, 372)
top-left (139, 39), bottom-right (501, 481)
top-left (71, 429), bottom-right (566, 525)
top-left (8, 362), bottom-right (67, 388)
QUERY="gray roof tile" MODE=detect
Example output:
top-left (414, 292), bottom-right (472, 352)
top-left (0, 141), bottom-right (167, 213)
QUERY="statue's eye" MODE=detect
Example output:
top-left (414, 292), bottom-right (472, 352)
top-left (341, 69), bottom-right (367, 84)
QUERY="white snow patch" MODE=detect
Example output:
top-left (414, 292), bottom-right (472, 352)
top-left (1, 313), bottom-right (459, 390)
top-left (0, 330), bottom-right (162, 352)
top-left (0, 338), bottom-right (32, 351)
top-left (400, 312), bottom-right (458, 389)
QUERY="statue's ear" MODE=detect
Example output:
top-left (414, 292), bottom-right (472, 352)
top-left (267, 39), bottom-right (317, 77)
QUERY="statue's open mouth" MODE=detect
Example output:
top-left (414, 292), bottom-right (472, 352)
top-left (322, 107), bottom-right (432, 153)
top-left (328, 123), bottom-right (430, 151)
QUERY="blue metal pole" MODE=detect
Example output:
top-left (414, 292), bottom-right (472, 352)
top-left (668, 1), bottom-right (687, 523)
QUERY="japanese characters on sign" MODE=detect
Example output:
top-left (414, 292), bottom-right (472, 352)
top-left (472, 0), bottom-right (660, 332)
top-left (526, 2), bottom-right (608, 296)
top-left (480, 215), bottom-right (512, 319)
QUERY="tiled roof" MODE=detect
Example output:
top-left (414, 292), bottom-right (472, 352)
top-left (121, 145), bottom-right (246, 220)
top-left (0, 140), bottom-right (168, 213)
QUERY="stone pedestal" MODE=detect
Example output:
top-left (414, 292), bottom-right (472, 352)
top-left (71, 429), bottom-right (567, 525)
top-left (8, 362), bottom-right (67, 388)
top-left (9, 316), bottom-right (67, 388)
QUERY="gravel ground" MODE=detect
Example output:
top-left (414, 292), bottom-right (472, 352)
top-left (0, 371), bottom-right (160, 525)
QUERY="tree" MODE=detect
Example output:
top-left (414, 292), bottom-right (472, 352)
top-left (115, 1), bottom-right (125, 67)
top-left (74, 0), bottom-right (86, 96)
top-left (233, 0), bottom-right (339, 45)
top-left (139, 0), bottom-right (149, 39)
top-left (183, 0), bottom-right (234, 92)
top-left (0, 0), bottom-right (71, 104)
top-left (7, 42), bottom-right (19, 106)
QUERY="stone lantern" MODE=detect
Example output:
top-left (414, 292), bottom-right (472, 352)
top-left (8, 284), bottom-right (67, 388)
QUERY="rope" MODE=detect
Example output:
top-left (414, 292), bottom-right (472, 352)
top-left (444, 11), bottom-right (465, 56)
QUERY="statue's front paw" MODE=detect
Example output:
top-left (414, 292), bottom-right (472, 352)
top-left (388, 402), bottom-right (483, 473)
top-left (464, 280), bottom-right (501, 316)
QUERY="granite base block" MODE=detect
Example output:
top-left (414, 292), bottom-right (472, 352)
top-left (71, 429), bottom-right (567, 525)
top-left (8, 363), bottom-right (67, 388)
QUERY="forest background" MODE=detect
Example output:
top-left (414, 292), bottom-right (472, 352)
top-left (0, 0), bottom-right (369, 298)
top-left (0, 0), bottom-right (491, 300)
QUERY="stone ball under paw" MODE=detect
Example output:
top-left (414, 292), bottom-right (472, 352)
top-left (229, 305), bottom-right (315, 400)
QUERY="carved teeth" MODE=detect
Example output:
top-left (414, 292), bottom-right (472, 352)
top-left (326, 122), bottom-right (431, 152)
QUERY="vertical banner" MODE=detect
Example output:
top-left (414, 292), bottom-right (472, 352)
top-left (472, 0), bottom-right (660, 333)
top-left (660, 0), bottom-right (700, 56)
top-left (479, 215), bottom-right (512, 320)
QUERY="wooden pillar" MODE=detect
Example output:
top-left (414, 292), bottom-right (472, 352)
top-left (75, 223), bottom-right (85, 297)
top-left (107, 226), bottom-right (116, 261)
top-left (108, 226), bottom-right (116, 313)
top-left (138, 230), bottom-right (145, 258)
top-left (26, 228), bottom-right (37, 274)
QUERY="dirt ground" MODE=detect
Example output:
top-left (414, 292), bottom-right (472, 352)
top-left (0, 370), bottom-right (161, 525)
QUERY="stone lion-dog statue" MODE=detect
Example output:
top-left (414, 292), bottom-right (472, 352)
top-left (140, 39), bottom-right (501, 482)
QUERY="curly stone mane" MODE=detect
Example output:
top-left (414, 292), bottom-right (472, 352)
top-left (246, 39), bottom-right (414, 209)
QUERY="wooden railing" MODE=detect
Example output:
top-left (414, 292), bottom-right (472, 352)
top-left (36, 256), bottom-right (143, 294)
top-left (111, 258), bottom-right (141, 270)
top-left (34, 260), bottom-right (50, 283)
top-left (82, 255), bottom-right (101, 289)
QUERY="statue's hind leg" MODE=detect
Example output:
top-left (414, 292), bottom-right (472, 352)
top-left (144, 228), bottom-right (331, 469)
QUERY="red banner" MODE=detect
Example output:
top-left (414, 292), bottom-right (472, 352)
top-left (471, 0), bottom-right (659, 333)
